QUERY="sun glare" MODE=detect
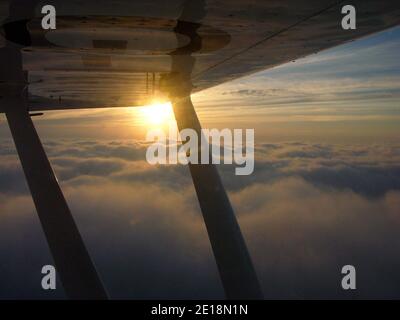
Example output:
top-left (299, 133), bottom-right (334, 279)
top-left (138, 101), bottom-right (175, 126)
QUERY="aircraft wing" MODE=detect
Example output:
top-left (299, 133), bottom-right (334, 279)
top-left (0, 0), bottom-right (399, 111)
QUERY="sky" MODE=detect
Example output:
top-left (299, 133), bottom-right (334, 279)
top-left (0, 26), bottom-right (399, 299)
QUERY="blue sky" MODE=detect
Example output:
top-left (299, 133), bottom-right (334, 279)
top-left (191, 26), bottom-right (400, 143)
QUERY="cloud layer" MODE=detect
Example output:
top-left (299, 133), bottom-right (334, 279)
top-left (0, 139), bottom-right (399, 299)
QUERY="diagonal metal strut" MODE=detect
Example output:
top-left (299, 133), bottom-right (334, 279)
top-left (5, 99), bottom-right (107, 300)
top-left (171, 95), bottom-right (263, 299)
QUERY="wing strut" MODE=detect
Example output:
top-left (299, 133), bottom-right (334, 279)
top-left (171, 95), bottom-right (263, 299)
top-left (5, 98), bottom-right (107, 300)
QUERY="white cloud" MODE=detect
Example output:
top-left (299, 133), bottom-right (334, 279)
top-left (0, 139), bottom-right (400, 298)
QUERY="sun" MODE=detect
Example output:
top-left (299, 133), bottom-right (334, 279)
top-left (138, 101), bottom-right (175, 126)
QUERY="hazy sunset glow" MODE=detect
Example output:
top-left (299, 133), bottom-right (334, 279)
top-left (136, 101), bottom-right (175, 127)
